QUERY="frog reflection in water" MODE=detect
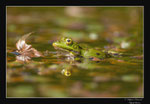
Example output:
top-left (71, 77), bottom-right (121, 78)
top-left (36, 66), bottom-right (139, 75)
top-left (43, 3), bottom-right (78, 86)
top-left (52, 37), bottom-right (115, 61)
top-left (61, 69), bottom-right (72, 77)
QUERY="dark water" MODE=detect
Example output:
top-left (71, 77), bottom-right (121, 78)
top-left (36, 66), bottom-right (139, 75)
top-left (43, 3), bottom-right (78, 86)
top-left (7, 7), bottom-right (143, 97)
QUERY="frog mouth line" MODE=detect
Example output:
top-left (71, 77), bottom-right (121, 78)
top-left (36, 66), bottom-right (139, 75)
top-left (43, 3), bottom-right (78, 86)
top-left (53, 46), bottom-right (70, 52)
top-left (53, 46), bottom-right (80, 55)
top-left (53, 46), bottom-right (74, 56)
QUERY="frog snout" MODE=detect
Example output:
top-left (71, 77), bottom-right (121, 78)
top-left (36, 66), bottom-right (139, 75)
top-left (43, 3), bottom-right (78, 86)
top-left (52, 42), bottom-right (57, 47)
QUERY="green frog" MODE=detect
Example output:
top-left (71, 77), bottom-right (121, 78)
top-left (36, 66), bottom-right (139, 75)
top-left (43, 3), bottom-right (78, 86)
top-left (52, 37), bottom-right (116, 61)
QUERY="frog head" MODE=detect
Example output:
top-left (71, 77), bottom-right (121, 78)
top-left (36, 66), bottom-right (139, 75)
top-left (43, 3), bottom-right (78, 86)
top-left (52, 37), bottom-right (82, 55)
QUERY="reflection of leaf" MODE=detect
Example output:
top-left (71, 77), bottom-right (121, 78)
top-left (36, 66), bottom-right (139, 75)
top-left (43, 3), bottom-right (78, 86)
top-left (15, 32), bottom-right (43, 62)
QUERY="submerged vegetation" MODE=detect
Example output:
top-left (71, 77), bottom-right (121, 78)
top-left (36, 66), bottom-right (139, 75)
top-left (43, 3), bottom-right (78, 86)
top-left (7, 7), bottom-right (143, 97)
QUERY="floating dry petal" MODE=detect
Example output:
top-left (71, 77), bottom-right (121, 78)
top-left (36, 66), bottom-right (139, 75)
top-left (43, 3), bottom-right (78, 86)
top-left (15, 32), bottom-right (43, 62)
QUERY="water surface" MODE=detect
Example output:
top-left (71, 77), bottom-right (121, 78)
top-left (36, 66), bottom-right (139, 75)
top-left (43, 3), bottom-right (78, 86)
top-left (7, 7), bottom-right (143, 97)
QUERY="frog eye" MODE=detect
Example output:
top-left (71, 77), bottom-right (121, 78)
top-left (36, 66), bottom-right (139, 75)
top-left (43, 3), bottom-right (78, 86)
top-left (64, 71), bottom-right (71, 77)
top-left (66, 38), bottom-right (72, 45)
